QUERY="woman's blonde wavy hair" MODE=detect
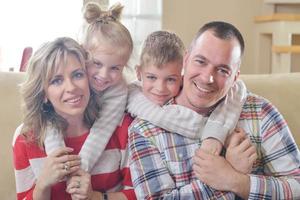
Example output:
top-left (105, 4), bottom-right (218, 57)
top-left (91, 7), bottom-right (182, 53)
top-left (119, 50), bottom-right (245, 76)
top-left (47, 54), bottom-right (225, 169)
top-left (20, 37), bottom-right (99, 147)
top-left (80, 2), bottom-right (133, 59)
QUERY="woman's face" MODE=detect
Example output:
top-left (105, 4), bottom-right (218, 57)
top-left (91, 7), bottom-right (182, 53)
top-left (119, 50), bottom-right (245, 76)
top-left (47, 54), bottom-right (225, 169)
top-left (45, 54), bottom-right (90, 121)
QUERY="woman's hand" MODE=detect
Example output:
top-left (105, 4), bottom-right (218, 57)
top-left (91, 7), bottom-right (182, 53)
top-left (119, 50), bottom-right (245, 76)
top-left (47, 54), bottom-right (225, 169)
top-left (66, 169), bottom-right (94, 200)
top-left (36, 147), bottom-right (81, 190)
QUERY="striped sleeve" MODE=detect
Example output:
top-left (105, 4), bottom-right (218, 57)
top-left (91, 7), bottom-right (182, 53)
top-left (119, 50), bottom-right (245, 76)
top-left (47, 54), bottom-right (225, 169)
top-left (13, 133), bottom-right (35, 200)
top-left (116, 115), bottom-right (136, 200)
top-left (248, 99), bottom-right (300, 199)
top-left (201, 79), bottom-right (247, 144)
top-left (79, 80), bottom-right (128, 172)
top-left (128, 121), bottom-right (235, 200)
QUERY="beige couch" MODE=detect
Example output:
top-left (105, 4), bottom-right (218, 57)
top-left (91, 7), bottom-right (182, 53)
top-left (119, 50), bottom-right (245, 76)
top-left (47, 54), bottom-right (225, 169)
top-left (1, 71), bottom-right (300, 199)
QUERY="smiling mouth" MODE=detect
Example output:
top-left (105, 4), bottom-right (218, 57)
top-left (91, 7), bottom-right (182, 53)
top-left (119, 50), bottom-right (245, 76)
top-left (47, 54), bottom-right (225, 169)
top-left (92, 76), bottom-right (110, 89)
top-left (194, 82), bottom-right (213, 93)
top-left (64, 96), bottom-right (82, 104)
top-left (150, 93), bottom-right (170, 104)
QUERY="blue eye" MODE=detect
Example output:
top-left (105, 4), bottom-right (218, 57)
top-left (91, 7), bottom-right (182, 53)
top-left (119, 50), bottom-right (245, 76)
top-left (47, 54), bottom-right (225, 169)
top-left (73, 71), bottom-right (85, 79)
top-left (195, 59), bottom-right (206, 65)
top-left (217, 68), bottom-right (231, 76)
top-left (50, 78), bottom-right (63, 86)
top-left (111, 66), bottom-right (121, 71)
top-left (167, 77), bottom-right (177, 83)
top-left (93, 61), bottom-right (102, 68)
top-left (146, 75), bottom-right (156, 80)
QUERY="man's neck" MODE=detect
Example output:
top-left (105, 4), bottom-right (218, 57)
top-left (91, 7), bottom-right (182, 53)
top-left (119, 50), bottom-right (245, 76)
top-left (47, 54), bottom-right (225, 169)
top-left (175, 93), bottom-right (221, 116)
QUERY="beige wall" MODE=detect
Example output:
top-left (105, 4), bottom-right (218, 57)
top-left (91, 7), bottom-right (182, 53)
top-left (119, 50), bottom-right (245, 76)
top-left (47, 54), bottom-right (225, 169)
top-left (162, 0), bottom-right (263, 74)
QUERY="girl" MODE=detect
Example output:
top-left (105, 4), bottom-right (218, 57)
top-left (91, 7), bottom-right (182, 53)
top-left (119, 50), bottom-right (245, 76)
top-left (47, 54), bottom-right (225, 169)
top-left (44, 2), bottom-right (133, 175)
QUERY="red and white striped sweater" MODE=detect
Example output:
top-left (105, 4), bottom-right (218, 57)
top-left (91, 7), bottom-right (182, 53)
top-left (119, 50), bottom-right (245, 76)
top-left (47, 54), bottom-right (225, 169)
top-left (13, 114), bottom-right (136, 200)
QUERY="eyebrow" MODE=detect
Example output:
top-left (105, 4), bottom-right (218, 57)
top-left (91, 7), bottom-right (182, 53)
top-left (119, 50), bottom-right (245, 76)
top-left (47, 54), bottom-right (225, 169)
top-left (194, 54), bottom-right (231, 69)
top-left (194, 54), bottom-right (207, 61)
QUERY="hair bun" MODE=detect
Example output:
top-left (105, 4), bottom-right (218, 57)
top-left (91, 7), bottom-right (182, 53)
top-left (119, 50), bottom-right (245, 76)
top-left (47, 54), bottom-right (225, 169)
top-left (83, 2), bottom-right (101, 24)
top-left (107, 3), bottom-right (123, 21)
top-left (83, 2), bottom-right (124, 24)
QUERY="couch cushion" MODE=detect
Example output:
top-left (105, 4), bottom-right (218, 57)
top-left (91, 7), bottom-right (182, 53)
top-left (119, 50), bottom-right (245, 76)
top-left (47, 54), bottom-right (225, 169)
top-left (0, 72), bottom-right (25, 199)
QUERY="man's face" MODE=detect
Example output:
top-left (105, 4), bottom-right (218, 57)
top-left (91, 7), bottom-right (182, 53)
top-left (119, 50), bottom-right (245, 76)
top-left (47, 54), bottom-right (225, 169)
top-left (176, 30), bottom-right (241, 114)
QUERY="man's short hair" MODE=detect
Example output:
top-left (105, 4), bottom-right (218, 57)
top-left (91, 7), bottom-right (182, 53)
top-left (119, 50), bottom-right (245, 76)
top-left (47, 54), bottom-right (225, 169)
top-left (190, 21), bottom-right (245, 56)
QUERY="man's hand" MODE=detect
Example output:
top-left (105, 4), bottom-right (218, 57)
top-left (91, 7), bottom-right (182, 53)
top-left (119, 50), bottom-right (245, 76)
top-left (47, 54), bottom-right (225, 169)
top-left (192, 149), bottom-right (250, 199)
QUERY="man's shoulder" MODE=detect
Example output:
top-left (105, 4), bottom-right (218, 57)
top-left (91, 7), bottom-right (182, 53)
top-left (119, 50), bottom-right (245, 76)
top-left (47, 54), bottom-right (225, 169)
top-left (243, 92), bottom-right (273, 108)
top-left (129, 117), bottom-right (166, 138)
top-left (241, 92), bottom-right (280, 120)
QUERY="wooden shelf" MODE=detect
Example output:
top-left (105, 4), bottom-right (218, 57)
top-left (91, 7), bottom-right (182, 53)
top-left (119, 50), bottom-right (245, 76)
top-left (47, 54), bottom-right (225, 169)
top-left (254, 13), bottom-right (300, 22)
top-left (272, 45), bottom-right (300, 53)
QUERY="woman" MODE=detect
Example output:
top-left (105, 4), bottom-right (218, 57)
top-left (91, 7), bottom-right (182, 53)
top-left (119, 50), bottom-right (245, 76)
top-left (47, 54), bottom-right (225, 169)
top-left (13, 37), bottom-right (135, 200)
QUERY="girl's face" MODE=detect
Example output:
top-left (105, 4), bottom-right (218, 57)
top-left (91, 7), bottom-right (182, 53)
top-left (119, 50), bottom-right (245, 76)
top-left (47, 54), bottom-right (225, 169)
top-left (45, 54), bottom-right (90, 121)
top-left (87, 47), bottom-right (129, 92)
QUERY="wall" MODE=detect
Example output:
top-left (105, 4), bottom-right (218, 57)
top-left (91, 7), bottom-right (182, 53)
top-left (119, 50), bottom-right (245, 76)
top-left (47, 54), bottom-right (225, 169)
top-left (162, 0), bottom-right (263, 74)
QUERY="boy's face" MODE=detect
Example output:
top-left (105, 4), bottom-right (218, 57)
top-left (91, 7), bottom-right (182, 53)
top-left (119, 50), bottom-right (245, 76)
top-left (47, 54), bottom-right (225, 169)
top-left (87, 47), bottom-right (128, 92)
top-left (137, 61), bottom-right (182, 106)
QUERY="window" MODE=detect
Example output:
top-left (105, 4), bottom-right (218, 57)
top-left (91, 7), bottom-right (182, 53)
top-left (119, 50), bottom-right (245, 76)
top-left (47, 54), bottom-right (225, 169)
top-left (109, 0), bottom-right (162, 67)
top-left (0, 0), bottom-right (162, 72)
top-left (0, 0), bottom-right (82, 72)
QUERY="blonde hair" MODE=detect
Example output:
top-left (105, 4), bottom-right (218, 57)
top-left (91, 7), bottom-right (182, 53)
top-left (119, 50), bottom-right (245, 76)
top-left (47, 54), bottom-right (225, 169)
top-left (139, 30), bottom-right (185, 69)
top-left (81, 2), bottom-right (133, 59)
top-left (20, 37), bottom-right (99, 147)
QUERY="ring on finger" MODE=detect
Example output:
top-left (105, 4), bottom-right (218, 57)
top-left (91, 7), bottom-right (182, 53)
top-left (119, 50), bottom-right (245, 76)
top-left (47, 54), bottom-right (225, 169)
top-left (63, 163), bottom-right (70, 171)
top-left (76, 180), bottom-right (81, 188)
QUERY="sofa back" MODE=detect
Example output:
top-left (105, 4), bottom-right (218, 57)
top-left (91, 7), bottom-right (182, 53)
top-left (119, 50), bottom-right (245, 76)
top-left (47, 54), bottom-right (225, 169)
top-left (0, 72), bottom-right (25, 199)
top-left (241, 73), bottom-right (300, 146)
top-left (1, 71), bottom-right (300, 199)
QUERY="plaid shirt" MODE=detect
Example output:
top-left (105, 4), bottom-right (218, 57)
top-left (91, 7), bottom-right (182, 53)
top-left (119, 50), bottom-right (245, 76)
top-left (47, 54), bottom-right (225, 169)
top-left (128, 93), bottom-right (300, 200)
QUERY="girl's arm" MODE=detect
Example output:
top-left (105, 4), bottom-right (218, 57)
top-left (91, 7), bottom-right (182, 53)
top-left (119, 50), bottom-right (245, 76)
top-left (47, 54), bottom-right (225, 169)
top-left (79, 80), bottom-right (128, 172)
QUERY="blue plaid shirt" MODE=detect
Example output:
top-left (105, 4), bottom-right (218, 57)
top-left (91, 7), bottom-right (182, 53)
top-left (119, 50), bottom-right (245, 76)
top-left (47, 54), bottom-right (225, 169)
top-left (129, 93), bottom-right (300, 199)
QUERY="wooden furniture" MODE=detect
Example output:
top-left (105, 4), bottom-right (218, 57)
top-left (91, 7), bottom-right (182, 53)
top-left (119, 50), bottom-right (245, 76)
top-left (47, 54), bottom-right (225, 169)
top-left (254, 0), bottom-right (300, 73)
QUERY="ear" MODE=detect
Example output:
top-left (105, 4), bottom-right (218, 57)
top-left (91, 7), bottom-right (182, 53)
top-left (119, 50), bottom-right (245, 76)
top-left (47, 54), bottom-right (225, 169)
top-left (135, 65), bottom-right (142, 81)
top-left (234, 69), bottom-right (240, 82)
top-left (183, 51), bottom-right (190, 71)
top-left (233, 60), bottom-right (241, 82)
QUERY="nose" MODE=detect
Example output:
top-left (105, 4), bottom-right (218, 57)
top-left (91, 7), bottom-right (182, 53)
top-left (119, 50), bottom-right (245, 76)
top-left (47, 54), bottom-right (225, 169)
top-left (65, 78), bottom-right (76, 92)
top-left (201, 67), bottom-right (214, 84)
top-left (154, 80), bottom-right (166, 93)
top-left (98, 67), bottom-right (110, 81)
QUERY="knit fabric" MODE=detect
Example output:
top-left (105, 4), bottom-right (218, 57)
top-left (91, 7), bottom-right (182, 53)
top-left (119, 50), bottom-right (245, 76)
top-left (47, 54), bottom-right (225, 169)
top-left (127, 79), bottom-right (247, 143)
top-left (13, 114), bottom-right (136, 200)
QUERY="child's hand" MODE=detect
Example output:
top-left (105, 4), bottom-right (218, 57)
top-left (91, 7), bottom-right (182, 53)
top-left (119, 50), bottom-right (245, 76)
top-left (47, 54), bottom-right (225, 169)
top-left (201, 138), bottom-right (223, 155)
top-left (225, 128), bottom-right (257, 174)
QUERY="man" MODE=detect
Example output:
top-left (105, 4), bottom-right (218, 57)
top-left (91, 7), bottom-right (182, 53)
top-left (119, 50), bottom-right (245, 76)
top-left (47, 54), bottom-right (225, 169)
top-left (129, 21), bottom-right (300, 199)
